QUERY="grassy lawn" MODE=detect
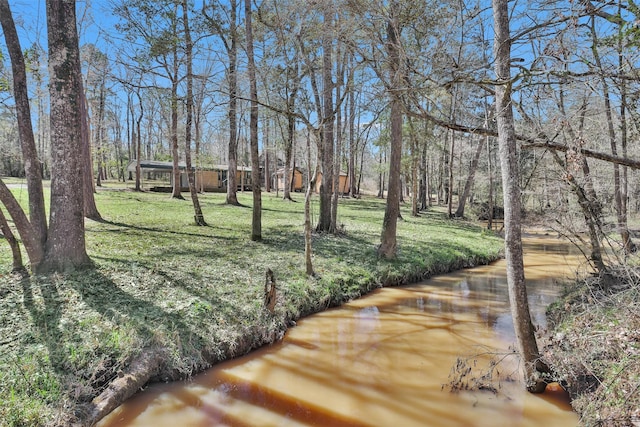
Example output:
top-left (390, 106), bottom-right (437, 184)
top-left (0, 183), bottom-right (503, 426)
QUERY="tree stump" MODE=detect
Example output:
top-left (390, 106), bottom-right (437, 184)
top-left (264, 268), bottom-right (277, 313)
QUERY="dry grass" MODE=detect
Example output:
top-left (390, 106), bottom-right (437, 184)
top-left (542, 266), bottom-right (640, 426)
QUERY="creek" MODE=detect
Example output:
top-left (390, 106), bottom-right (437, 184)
top-left (98, 236), bottom-right (584, 427)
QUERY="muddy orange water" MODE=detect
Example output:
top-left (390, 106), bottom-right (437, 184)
top-left (99, 237), bottom-right (585, 427)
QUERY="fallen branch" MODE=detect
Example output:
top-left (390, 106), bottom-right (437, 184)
top-left (79, 347), bottom-right (166, 426)
top-left (404, 107), bottom-right (640, 170)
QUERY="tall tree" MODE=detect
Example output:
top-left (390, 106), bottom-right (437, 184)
top-left (0, 0), bottom-right (48, 247)
top-left (113, 0), bottom-right (184, 199)
top-left (492, 0), bottom-right (547, 392)
top-left (378, 1), bottom-right (403, 259)
top-left (40, 0), bottom-right (91, 272)
top-left (168, 1), bottom-right (183, 200)
top-left (316, 2), bottom-right (335, 233)
top-left (183, 0), bottom-right (206, 225)
top-left (79, 75), bottom-right (102, 221)
top-left (589, 17), bottom-right (633, 253)
top-left (203, 0), bottom-right (241, 205)
top-left (454, 134), bottom-right (484, 218)
top-left (245, 0), bottom-right (262, 241)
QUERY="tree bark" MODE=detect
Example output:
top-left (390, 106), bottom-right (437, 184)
top-left (455, 135), bottom-right (484, 218)
top-left (39, 0), bottom-right (91, 273)
top-left (305, 131), bottom-right (317, 277)
top-left (408, 117), bottom-right (419, 216)
top-left (316, 5), bottom-right (334, 233)
top-left (170, 4), bottom-right (183, 200)
top-left (0, 206), bottom-right (25, 273)
top-left (492, 0), bottom-right (548, 392)
top-left (378, 7), bottom-right (403, 259)
top-left (447, 130), bottom-right (456, 217)
top-left (82, 347), bottom-right (165, 426)
top-left (134, 90), bottom-right (143, 192)
top-left (0, 180), bottom-right (44, 269)
top-left (589, 18), bottom-right (630, 253)
top-left (348, 60), bottom-right (357, 198)
top-left (550, 151), bottom-right (607, 273)
top-left (183, 0), bottom-right (206, 226)
top-left (331, 47), bottom-right (345, 230)
top-left (487, 135), bottom-right (494, 230)
top-left (245, 0), bottom-right (261, 242)
top-left (79, 73), bottom-right (102, 220)
top-left (264, 118), bottom-right (271, 192)
top-left (617, 12), bottom-right (631, 252)
top-left (283, 115), bottom-right (295, 201)
top-left (0, 0), bottom-right (48, 247)
top-left (226, 0), bottom-right (240, 205)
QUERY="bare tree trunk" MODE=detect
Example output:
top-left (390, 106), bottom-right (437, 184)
top-left (226, 0), bottom-right (240, 205)
top-left (493, 0), bottom-right (548, 392)
top-left (617, 15), bottom-right (633, 253)
top-left (316, 5), bottom-right (334, 233)
top-left (183, 0), bottom-right (206, 226)
top-left (408, 117), bottom-right (419, 216)
top-left (39, 0), bottom-right (91, 272)
top-left (245, 0), bottom-right (261, 241)
top-left (126, 93), bottom-right (133, 181)
top-left (455, 135), bottom-right (484, 218)
top-left (0, 180), bottom-right (43, 268)
top-left (170, 9), bottom-right (183, 200)
top-left (348, 60), bottom-right (357, 198)
top-left (194, 76), bottom-right (205, 192)
top-left (378, 8), bottom-right (403, 259)
top-left (283, 115), bottom-right (295, 201)
top-left (331, 47), bottom-right (345, 230)
top-left (134, 90), bottom-right (143, 192)
top-left (94, 77), bottom-right (106, 187)
top-left (487, 135), bottom-right (494, 230)
top-left (555, 84), bottom-right (607, 271)
top-left (305, 130), bottom-right (317, 276)
top-left (357, 137), bottom-right (366, 196)
top-left (447, 129), bottom-right (455, 217)
top-left (590, 19), bottom-right (632, 252)
top-left (264, 118), bottom-right (271, 192)
top-left (79, 75), bottom-right (102, 220)
top-left (0, 0), bottom-right (48, 247)
top-left (377, 148), bottom-right (384, 198)
top-left (0, 207), bottom-right (25, 273)
top-left (550, 151), bottom-right (607, 273)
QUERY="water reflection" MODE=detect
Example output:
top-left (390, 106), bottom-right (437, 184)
top-left (98, 237), bottom-right (583, 427)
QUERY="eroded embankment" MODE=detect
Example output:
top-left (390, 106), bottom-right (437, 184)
top-left (540, 267), bottom-right (640, 426)
top-left (79, 251), bottom-right (501, 426)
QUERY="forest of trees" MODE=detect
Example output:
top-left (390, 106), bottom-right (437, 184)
top-left (2, 0), bottom-right (640, 395)
top-left (0, 0), bottom-right (638, 248)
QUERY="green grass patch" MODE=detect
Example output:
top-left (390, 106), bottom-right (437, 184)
top-left (0, 182), bottom-right (503, 426)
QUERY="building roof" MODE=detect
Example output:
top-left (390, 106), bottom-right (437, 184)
top-left (126, 160), bottom-right (255, 173)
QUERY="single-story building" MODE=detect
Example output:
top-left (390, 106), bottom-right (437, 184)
top-left (315, 170), bottom-right (350, 195)
top-left (275, 167), bottom-right (304, 192)
top-left (126, 160), bottom-right (254, 192)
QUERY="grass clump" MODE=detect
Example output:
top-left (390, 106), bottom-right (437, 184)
top-left (542, 266), bottom-right (640, 426)
top-left (0, 183), bottom-right (503, 426)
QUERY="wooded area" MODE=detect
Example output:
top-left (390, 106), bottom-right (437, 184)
top-left (2, 0), bottom-right (639, 264)
top-left (1, 0), bottom-right (640, 424)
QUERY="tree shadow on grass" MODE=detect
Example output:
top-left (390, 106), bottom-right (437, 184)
top-left (20, 269), bottom-right (213, 396)
top-left (94, 220), bottom-right (222, 240)
top-left (20, 278), bottom-right (64, 369)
